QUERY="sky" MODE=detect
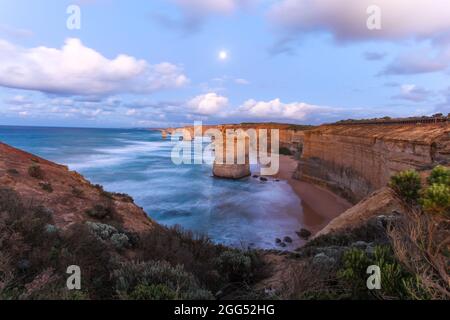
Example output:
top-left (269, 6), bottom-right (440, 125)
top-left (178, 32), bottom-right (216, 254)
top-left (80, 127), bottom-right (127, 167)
top-left (0, 0), bottom-right (449, 128)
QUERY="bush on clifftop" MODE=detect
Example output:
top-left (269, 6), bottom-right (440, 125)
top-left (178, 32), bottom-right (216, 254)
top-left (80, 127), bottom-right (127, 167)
top-left (389, 170), bottom-right (422, 204)
top-left (428, 165), bottom-right (450, 186)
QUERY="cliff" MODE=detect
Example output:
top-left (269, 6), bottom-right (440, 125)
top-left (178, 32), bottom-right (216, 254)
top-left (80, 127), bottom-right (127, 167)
top-left (296, 123), bottom-right (450, 203)
top-left (0, 142), bottom-right (154, 233)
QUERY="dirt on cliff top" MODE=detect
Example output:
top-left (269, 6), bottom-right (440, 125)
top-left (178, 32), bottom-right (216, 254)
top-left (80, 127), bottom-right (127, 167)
top-left (0, 142), bottom-right (154, 232)
top-left (307, 124), bottom-right (449, 144)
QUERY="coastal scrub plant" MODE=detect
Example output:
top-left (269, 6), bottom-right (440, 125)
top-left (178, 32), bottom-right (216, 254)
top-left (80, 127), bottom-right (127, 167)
top-left (28, 164), bottom-right (44, 179)
top-left (338, 246), bottom-right (425, 299)
top-left (427, 165), bottom-right (450, 186)
top-left (215, 250), bottom-right (256, 283)
top-left (421, 183), bottom-right (450, 217)
top-left (389, 170), bottom-right (422, 204)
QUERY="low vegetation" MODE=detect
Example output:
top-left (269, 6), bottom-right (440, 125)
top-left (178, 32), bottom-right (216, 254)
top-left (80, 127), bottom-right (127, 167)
top-left (28, 165), bottom-right (44, 179)
top-left (0, 187), bottom-right (264, 300)
top-left (285, 165), bottom-right (449, 300)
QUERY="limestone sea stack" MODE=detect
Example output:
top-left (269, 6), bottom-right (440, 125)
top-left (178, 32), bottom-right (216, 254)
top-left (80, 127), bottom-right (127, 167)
top-left (212, 128), bottom-right (251, 179)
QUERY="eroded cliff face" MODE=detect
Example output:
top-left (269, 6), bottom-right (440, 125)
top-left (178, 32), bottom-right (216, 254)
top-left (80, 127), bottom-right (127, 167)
top-left (296, 124), bottom-right (450, 203)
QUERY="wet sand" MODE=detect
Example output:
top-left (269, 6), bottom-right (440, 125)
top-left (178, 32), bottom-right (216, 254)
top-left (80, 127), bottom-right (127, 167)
top-left (275, 155), bottom-right (352, 234)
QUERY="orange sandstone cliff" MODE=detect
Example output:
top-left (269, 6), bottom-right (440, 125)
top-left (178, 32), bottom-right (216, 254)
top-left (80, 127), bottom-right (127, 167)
top-left (296, 124), bottom-right (450, 203)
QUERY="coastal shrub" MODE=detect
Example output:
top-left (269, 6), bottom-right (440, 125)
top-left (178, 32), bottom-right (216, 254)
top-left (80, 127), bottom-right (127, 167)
top-left (85, 204), bottom-right (113, 219)
top-left (111, 192), bottom-right (134, 203)
top-left (110, 233), bottom-right (130, 250)
top-left (389, 170), bottom-right (421, 203)
top-left (129, 284), bottom-right (176, 300)
top-left (86, 221), bottom-right (118, 240)
top-left (215, 250), bottom-right (253, 282)
top-left (28, 165), bottom-right (44, 179)
top-left (137, 225), bottom-right (226, 291)
top-left (61, 223), bottom-right (115, 299)
top-left (39, 182), bottom-right (53, 193)
top-left (338, 246), bottom-right (424, 299)
top-left (0, 187), bottom-right (24, 214)
top-left (428, 165), bottom-right (450, 186)
top-left (420, 184), bottom-right (450, 217)
top-left (71, 186), bottom-right (84, 198)
top-left (279, 147), bottom-right (292, 156)
top-left (113, 260), bottom-right (213, 300)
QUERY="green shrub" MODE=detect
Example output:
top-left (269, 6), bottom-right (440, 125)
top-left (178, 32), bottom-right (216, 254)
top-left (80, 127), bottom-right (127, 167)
top-left (39, 182), bottom-right (53, 193)
top-left (338, 246), bottom-right (426, 299)
top-left (110, 233), bottom-right (130, 250)
top-left (389, 170), bottom-right (421, 203)
top-left (71, 187), bottom-right (84, 198)
top-left (85, 204), bottom-right (113, 219)
top-left (129, 284), bottom-right (176, 300)
top-left (428, 165), bottom-right (450, 186)
top-left (113, 260), bottom-right (213, 300)
top-left (215, 250), bottom-right (253, 282)
top-left (28, 165), bottom-right (44, 179)
top-left (421, 184), bottom-right (450, 217)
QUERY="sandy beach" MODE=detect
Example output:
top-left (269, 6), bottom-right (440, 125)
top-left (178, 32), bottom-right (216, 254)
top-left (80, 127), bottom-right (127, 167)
top-left (275, 155), bottom-right (352, 234)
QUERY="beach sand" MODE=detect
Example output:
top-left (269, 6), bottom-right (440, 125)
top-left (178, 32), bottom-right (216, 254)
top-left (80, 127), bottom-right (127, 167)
top-left (275, 155), bottom-right (352, 235)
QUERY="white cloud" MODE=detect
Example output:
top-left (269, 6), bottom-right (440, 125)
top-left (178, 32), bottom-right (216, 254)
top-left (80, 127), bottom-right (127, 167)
top-left (4, 95), bottom-right (32, 105)
top-left (126, 108), bottom-right (138, 116)
top-left (187, 92), bottom-right (229, 115)
top-left (392, 84), bottom-right (432, 102)
top-left (0, 38), bottom-right (189, 96)
top-left (238, 98), bottom-right (330, 121)
top-left (235, 78), bottom-right (250, 85)
top-left (268, 0), bottom-right (450, 42)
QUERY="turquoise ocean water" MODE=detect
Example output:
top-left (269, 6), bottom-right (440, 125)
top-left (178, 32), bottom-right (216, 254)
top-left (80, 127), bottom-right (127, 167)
top-left (0, 126), bottom-right (305, 249)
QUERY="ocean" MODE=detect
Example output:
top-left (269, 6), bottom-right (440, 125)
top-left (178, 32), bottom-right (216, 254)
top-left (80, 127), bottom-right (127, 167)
top-left (0, 126), bottom-right (304, 249)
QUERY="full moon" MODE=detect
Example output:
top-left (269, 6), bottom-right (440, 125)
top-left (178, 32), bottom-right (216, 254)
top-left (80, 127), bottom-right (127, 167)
top-left (219, 50), bottom-right (228, 60)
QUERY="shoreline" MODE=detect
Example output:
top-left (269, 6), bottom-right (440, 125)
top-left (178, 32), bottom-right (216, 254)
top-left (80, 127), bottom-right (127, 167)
top-left (275, 155), bottom-right (352, 235)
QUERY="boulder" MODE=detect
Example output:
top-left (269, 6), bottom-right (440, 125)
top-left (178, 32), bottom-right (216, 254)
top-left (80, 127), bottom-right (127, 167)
top-left (297, 228), bottom-right (312, 239)
top-left (284, 236), bottom-right (293, 243)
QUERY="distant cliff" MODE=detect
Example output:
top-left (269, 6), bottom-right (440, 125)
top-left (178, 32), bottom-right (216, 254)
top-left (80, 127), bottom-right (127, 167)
top-left (296, 123), bottom-right (450, 203)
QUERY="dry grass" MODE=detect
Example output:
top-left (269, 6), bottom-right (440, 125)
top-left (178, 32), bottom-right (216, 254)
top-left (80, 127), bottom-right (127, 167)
top-left (388, 200), bottom-right (450, 299)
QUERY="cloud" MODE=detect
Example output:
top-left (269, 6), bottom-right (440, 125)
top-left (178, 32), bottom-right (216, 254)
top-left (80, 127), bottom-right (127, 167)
top-left (4, 95), bottom-right (32, 105)
top-left (187, 92), bottom-right (229, 115)
top-left (392, 84), bottom-right (432, 102)
top-left (363, 51), bottom-right (386, 61)
top-left (237, 98), bottom-right (332, 121)
top-left (0, 38), bottom-right (189, 96)
top-left (435, 87), bottom-right (450, 114)
top-left (156, 0), bottom-right (257, 33)
top-left (268, 0), bottom-right (450, 43)
top-left (173, 0), bottom-right (239, 16)
top-left (381, 48), bottom-right (450, 75)
top-left (235, 78), bottom-right (250, 85)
